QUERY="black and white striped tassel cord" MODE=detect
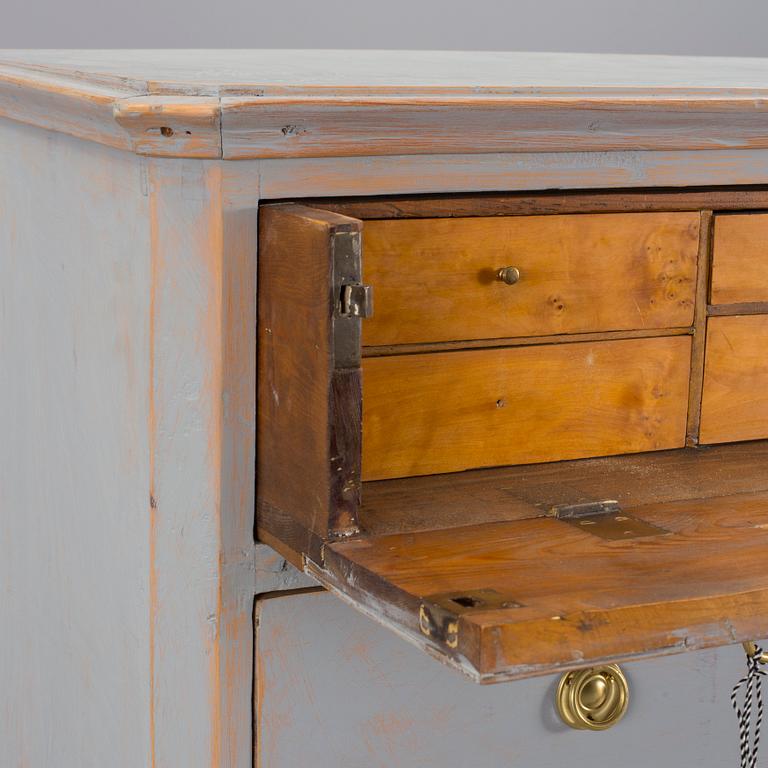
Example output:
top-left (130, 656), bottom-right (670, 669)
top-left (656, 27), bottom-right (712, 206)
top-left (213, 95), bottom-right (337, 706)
top-left (733, 642), bottom-right (768, 768)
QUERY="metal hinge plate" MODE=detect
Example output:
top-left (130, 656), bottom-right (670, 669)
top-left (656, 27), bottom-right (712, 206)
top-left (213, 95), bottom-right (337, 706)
top-left (332, 229), bottom-right (370, 368)
top-left (550, 500), bottom-right (670, 541)
top-left (339, 283), bottom-right (373, 318)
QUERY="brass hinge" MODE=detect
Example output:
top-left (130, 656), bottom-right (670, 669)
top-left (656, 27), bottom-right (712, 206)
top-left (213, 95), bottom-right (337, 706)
top-left (550, 500), bottom-right (670, 541)
top-left (418, 589), bottom-right (524, 651)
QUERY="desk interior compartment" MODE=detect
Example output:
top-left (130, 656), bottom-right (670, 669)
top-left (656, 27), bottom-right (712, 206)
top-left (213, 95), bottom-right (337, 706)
top-left (257, 196), bottom-right (768, 683)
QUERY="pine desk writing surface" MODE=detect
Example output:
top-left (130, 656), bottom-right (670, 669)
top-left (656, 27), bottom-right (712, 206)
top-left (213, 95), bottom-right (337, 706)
top-left (3, 49), bottom-right (768, 768)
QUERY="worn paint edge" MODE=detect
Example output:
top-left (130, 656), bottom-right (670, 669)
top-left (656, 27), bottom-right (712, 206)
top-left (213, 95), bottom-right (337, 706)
top-left (302, 557), bottom-right (486, 684)
top-left (148, 161), bottom-right (159, 768)
top-left (114, 96), bottom-right (223, 158)
top-left (245, 149), bottom-right (768, 201)
top-left (9, 58), bottom-right (768, 161)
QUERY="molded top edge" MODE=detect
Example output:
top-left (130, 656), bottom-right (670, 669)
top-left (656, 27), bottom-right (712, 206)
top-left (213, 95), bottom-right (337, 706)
top-left (4, 50), bottom-right (768, 159)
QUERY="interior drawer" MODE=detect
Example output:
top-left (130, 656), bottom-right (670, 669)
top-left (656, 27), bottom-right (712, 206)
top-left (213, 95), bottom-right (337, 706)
top-left (362, 212), bottom-right (699, 347)
top-left (700, 315), bottom-right (768, 444)
top-left (711, 214), bottom-right (768, 305)
top-left (362, 336), bottom-right (691, 480)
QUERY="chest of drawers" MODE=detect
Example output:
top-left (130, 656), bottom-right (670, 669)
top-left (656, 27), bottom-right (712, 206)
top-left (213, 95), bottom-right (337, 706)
top-left (4, 50), bottom-right (768, 768)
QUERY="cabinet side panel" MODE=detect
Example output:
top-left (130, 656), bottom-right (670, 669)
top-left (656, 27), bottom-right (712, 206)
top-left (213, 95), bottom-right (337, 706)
top-left (0, 119), bottom-right (152, 767)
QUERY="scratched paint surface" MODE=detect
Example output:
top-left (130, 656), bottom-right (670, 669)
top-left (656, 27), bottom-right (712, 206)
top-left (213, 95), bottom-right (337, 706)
top-left (256, 591), bottom-right (760, 768)
top-left (0, 118), bottom-right (152, 766)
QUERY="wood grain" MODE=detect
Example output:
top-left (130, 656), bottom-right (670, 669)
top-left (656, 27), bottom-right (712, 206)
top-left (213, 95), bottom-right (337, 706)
top-left (362, 212), bottom-right (698, 346)
top-left (711, 214), bottom-right (768, 304)
top-left (360, 441), bottom-right (768, 536)
top-left (255, 150), bottom-right (768, 202)
top-left (0, 64), bottom-right (223, 158)
top-left (328, 488), bottom-right (768, 680)
top-left (113, 96), bottom-right (221, 157)
top-left (222, 97), bottom-right (768, 160)
top-left (362, 336), bottom-right (691, 480)
top-left (307, 187), bottom-right (768, 220)
top-left (9, 51), bottom-right (768, 159)
top-left (699, 315), bottom-right (768, 444)
top-left (10, 50), bottom-right (768, 95)
top-left (257, 204), bottom-right (363, 539)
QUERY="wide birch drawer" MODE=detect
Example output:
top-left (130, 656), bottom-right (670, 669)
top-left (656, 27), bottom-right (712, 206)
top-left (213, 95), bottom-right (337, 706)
top-left (362, 211), bottom-right (699, 347)
top-left (362, 335), bottom-right (692, 480)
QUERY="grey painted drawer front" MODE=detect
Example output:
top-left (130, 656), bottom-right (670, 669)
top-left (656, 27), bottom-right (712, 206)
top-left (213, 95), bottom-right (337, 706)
top-left (255, 590), bottom-right (751, 768)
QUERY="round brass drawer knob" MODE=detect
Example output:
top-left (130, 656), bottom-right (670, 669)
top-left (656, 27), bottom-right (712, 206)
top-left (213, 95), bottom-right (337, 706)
top-left (555, 664), bottom-right (629, 731)
top-left (497, 266), bottom-right (521, 285)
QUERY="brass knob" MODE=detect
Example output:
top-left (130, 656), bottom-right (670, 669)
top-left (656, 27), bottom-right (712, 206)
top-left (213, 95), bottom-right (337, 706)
top-left (497, 266), bottom-right (521, 285)
top-left (555, 664), bottom-right (629, 731)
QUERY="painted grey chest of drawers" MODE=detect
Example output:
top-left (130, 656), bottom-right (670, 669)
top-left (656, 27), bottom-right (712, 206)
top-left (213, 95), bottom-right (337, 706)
top-left (3, 49), bottom-right (768, 768)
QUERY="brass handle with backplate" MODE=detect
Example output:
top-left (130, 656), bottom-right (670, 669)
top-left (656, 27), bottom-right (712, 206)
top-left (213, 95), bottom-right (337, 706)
top-left (556, 664), bottom-right (629, 731)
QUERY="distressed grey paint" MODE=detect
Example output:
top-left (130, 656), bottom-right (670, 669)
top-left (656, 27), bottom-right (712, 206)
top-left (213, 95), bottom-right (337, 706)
top-left (0, 118), bottom-right (152, 767)
top-left (247, 149), bottom-right (768, 202)
top-left (255, 544), bottom-right (317, 595)
top-left (7, 49), bottom-right (768, 90)
top-left (256, 590), bottom-right (759, 768)
top-left (0, 122), bottom-right (258, 768)
top-left (4, 70), bottom-right (768, 768)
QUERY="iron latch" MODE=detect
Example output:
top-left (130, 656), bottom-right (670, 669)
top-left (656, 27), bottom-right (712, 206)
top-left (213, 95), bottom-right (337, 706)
top-left (339, 283), bottom-right (373, 318)
top-left (549, 499), bottom-right (670, 541)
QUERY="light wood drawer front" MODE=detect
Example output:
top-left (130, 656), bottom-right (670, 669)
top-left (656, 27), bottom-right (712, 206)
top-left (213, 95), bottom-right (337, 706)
top-left (362, 335), bottom-right (691, 480)
top-left (362, 212), bottom-right (699, 346)
top-left (700, 315), bottom-right (768, 444)
top-left (711, 214), bottom-right (768, 305)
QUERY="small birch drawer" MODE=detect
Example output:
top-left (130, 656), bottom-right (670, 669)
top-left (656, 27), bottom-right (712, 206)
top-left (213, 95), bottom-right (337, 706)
top-left (700, 315), bottom-right (768, 444)
top-left (711, 214), bottom-right (768, 305)
top-left (361, 211), bottom-right (699, 347)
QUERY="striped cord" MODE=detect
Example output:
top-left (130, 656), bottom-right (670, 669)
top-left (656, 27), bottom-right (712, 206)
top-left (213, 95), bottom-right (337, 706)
top-left (732, 644), bottom-right (767, 768)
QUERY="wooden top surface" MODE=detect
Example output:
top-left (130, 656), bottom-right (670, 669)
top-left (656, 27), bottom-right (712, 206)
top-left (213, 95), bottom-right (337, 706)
top-left (4, 49), bottom-right (768, 159)
top-left (5, 50), bottom-right (768, 94)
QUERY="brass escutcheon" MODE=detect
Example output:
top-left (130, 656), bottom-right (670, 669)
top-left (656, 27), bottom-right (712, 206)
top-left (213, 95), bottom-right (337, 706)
top-left (497, 266), bottom-right (521, 285)
top-left (555, 664), bottom-right (629, 731)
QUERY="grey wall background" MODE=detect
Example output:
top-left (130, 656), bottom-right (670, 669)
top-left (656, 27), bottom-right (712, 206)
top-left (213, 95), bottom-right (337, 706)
top-left (2, 0), bottom-right (768, 55)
